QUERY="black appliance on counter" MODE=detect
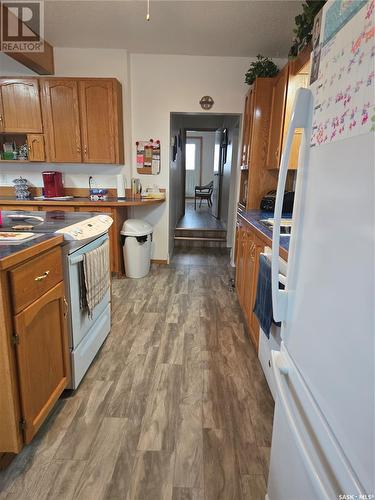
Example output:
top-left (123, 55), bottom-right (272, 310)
top-left (260, 190), bottom-right (295, 213)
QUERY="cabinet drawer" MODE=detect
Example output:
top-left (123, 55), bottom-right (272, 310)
top-left (9, 247), bottom-right (63, 314)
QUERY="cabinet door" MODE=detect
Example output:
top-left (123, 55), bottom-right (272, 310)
top-left (282, 72), bottom-right (309, 170)
top-left (0, 79), bottom-right (42, 133)
top-left (266, 65), bottom-right (289, 169)
top-left (79, 80), bottom-right (118, 164)
top-left (41, 80), bottom-right (82, 163)
top-left (13, 282), bottom-right (69, 444)
top-left (240, 88), bottom-right (254, 167)
top-left (235, 228), bottom-right (247, 307)
top-left (249, 240), bottom-right (264, 350)
top-left (243, 236), bottom-right (257, 325)
top-left (27, 134), bottom-right (45, 161)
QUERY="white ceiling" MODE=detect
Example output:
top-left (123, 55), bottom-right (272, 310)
top-left (44, 0), bottom-right (302, 57)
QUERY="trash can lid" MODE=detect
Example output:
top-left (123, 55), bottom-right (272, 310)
top-left (121, 219), bottom-right (153, 237)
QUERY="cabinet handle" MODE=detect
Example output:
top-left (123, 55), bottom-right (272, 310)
top-left (84, 146), bottom-right (88, 155)
top-left (34, 270), bottom-right (50, 282)
top-left (28, 145), bottom-right (32, 152)
top-left (77, 145), bottom-right (81, 153)
top-left (0, 114), bottom-right (3, 123)
top-left (275, 147), bottom-right (279, 159)
top-left (63, 297), bottom-right (69, 318)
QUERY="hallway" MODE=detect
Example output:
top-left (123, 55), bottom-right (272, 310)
top-left (0, 249), bottom-right (274, 500)
top-left (177, 200), bottom-right (225, 230)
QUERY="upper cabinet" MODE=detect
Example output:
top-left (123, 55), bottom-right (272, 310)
top-left (239, 78), bottom-right (280, 209)
top-left (78, 79), bottom-right (123, 164)
top-left (42, 78), bottom-right (123, 164)
top-left (266, 65), bottom-right (289, 169)
top-left (1, 77), bottom-right (124, 165)
top-left (0, 78), bottom-right (42, 133)
top-left (266, 57), bottom-right (310, 170)
top-left (240, 88), bottom-right (254, 168)
top-left (41, 79), bottom-right (82, 163)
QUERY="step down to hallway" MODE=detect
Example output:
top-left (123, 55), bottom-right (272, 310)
top-left (174, 227), bottom-right (227, 248)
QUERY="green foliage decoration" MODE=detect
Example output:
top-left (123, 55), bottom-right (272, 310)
top-left (245, 55), bottom-right (279, 86)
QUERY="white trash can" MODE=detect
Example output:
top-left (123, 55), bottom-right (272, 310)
top-left (121, 219), bottom-right (153, 278)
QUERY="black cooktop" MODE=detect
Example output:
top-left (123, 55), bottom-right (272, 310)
top-left (0, 210), bottom-right (106, 233)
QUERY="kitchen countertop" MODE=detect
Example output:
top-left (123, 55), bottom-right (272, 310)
top-left (238, 209), bottom-right (292, 259)
top-left (0, 210), bottom-right (110, 233)
top-left (0, 233), bottom-right (64, 270)
top-left (0, 196), bottom-right (165, 207)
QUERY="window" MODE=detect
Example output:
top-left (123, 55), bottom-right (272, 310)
top-left (186, 143), bottom-right (196, 171)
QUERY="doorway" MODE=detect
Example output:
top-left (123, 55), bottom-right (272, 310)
top-left (169, 113), bottom-right (240, 254)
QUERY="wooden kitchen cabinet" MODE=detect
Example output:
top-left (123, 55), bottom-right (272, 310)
top-left (41, 78), bottom-right (123, 164)
top-left (266, 65), bottom-right (289, 169)
top-left (0, 239), bottom-right (69, 453)
top-left (266, 60), bottom-right (310, 170)
top-left (235, 226), bottom-right (247, 308)
top-left (0, 79), bottom-right (42, 133)
top-left (0, 77), bottom-right (124, 164)
top-left (240, 87), bottom-right (254, 169)
top-left (27, 134), bottom-right (45, 161)
top-left (41, 79), bottom-right (82, 163)
top-left (79, 79), bottom-right (123, 164)
top-left (13, 282), bottom-right (69, 443)
top-left (238, 78), bottom-right (276, 209)
top-left (236, 223), bottom-right (264, 350)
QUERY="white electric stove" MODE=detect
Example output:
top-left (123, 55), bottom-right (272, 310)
top-left (0, 211), bottom-right (113, 388)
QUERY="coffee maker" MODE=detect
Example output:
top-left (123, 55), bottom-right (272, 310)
top-left (42, 171), bottom-right (64, 198)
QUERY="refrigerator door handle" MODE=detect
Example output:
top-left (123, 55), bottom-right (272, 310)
top-left (271, 88), bottom-right (313, 322)
top-left (272, 350), bottom-right (332, 500)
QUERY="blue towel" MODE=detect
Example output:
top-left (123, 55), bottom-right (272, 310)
top-left (253, 254), bottom-right (282, 338)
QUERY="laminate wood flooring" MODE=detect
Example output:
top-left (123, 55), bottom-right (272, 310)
top-left (0, 248), bottom-right (274, 500)
top-left (176, 201), bottom-right (225, 230)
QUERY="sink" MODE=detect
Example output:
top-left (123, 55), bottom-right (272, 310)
top-left (259, 218), bottom-right (292, 235)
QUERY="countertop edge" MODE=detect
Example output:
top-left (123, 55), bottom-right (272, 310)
top-left (237, 211), bottom-right (289, 261)
top-left (0, 198), bottom-right (165, 207)
top-left (0, 235), bottom-right (64, 270)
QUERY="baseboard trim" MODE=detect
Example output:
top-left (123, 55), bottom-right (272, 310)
top-left (151, 259), bottom-right (168, 265)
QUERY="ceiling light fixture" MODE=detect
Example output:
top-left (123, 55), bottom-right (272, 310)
top-left (146, 0), bottom-right (150, 21)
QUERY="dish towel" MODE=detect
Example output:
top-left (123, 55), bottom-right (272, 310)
top-left (83, 239), bottom-right (110, 315)
top-left (253, 254), bottom-right (282, 338)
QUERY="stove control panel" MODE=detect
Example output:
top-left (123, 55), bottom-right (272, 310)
top-left (56, 215), bottom-right (113, 241)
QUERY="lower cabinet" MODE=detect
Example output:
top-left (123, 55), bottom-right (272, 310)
top-left (235, 224), bottom-right (264, 350)
top-left (14, 282), bottom-right (69, 443)
top-left (0, 244), bottom-right (70, 452)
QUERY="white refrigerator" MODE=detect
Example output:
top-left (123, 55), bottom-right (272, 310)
top-left (267, 1), bottom-right (374, 498)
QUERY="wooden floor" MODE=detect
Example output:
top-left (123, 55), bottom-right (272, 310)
top-left (0, 248), bottom-right (274, 500)
top-left (176, 201), bottom-right (225, 230)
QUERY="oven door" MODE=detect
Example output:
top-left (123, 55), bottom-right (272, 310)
top-left (66, 234), bottom-right (111, 349)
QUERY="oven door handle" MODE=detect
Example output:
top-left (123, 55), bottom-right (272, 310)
top-left (68, 237), bottom-right (109, 265)
top-left (70, 254), bottom-right (84, 265)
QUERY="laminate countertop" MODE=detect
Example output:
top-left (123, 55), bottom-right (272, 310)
top-left (0, 196), bottom-right (165, 207)
top-left (237, 209), bottom-right (291, 260)
top-left (0, 234), bottom-right (64, 270)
